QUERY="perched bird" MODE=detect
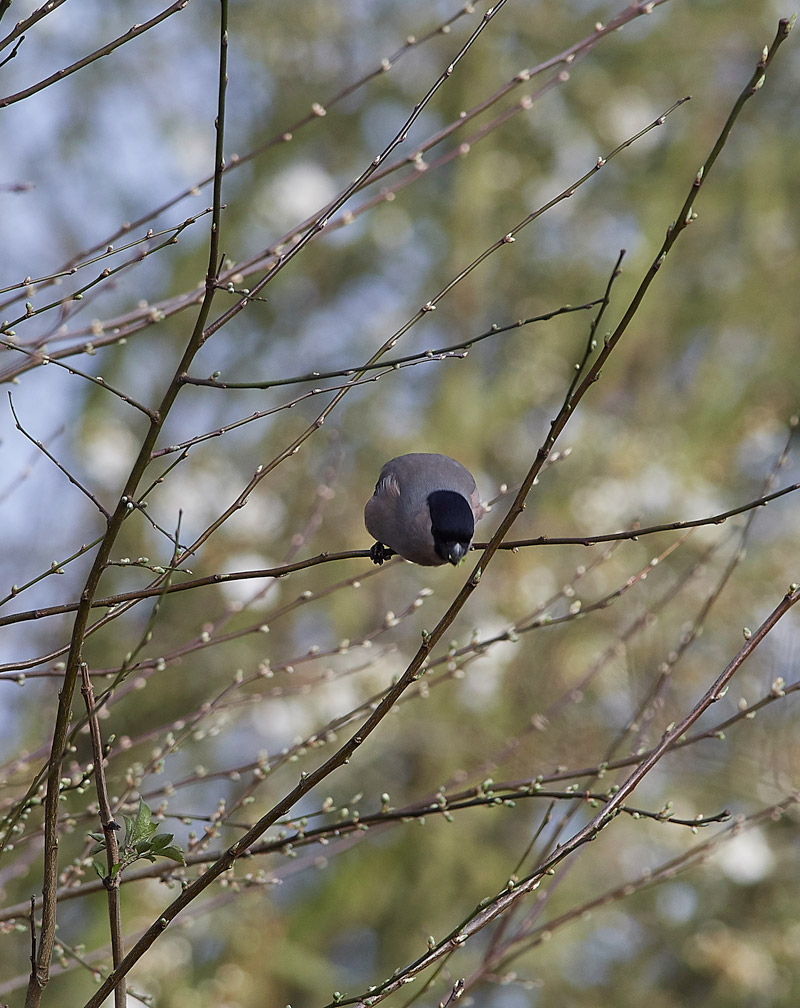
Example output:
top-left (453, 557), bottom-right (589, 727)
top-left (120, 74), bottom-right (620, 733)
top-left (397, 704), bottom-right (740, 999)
top-left (364, 453), bottom-right (483, 566)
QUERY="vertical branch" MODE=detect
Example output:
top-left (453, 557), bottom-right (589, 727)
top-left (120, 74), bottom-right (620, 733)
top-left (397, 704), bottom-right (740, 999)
top-left (23, 2), bottom-right (230, 1004)
top-left (80, 665), bottom-right (126, 1008)
top-left (207, 0), bottom-right (228, 290)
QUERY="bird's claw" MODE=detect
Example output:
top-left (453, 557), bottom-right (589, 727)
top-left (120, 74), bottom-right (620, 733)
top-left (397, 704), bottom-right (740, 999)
top-left (369, 541), bottom-right (395, 565)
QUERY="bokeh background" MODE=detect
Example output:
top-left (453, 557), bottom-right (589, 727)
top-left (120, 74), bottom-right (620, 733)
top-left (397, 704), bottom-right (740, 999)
top-left (1, 1), bottom-right (799, 1005)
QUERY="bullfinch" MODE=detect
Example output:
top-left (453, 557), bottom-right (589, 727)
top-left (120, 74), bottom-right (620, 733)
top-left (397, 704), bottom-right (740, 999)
top-left (364, 453), bottom-right (483, 566)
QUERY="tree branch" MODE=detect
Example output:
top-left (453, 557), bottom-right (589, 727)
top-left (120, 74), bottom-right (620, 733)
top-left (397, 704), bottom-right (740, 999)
top-left (0, 2), bottom-right (192, 108)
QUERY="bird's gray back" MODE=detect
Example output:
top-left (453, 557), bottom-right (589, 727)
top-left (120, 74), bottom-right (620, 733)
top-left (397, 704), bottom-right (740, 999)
top-left (378, 454), bottom-right (476, 516)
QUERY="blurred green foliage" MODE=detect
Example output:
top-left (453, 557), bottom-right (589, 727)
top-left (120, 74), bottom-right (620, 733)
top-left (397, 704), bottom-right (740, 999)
top-left (1, 1), bottom-right (799, 1006)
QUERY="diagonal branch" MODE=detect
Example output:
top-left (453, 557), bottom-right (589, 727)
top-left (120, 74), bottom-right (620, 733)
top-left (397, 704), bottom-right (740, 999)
top-left (0, 2), bottom-right (192, 108)
top-left (0, 0), bottom-right (68, 49)
top-left (7, 393), bottom-right (111, 519)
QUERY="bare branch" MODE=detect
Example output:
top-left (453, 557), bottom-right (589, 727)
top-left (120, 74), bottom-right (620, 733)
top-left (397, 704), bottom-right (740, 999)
top-left (80, 666), bottom-right (126, 1007)
top-left (2, 480), bottom-right (797, 631)
top-left (2, 339), bottom-right (157, 418)
top-left (181, 300), bottom-right (604, 389)
top-left (0, 2), bottom-right (192, 109)
top-left (22, 2), bottom-right (228, 1001)
top-left (21, 0), bottom-right (488, 287)
top-left (486, 480), bottom-right (800, 550)
top-left (0, 0), bottom-right (69, 50)
top-left (80, 19), bottom-right (795, 1002)
top-left (7, 393), bottom-right (111, 519)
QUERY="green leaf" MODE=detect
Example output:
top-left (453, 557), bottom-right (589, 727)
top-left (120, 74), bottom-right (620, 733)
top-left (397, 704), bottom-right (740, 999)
top-left (157, 845), bottom-right (186, 866)
top-left (151, 832), bottom-right (176, 851)
top-left (129, 799), bottom-right (157, 844)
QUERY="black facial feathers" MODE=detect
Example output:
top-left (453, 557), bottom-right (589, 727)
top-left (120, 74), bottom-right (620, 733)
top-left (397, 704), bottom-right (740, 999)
top-left (427, 490), bottom-right (475, 565)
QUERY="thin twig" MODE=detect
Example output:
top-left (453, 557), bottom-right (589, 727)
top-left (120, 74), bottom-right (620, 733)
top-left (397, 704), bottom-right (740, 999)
top-left (80, 665), bottom-right (126, 1008)
top-left (298, 21), bottom-right (797, 1007)
top-left (621, 414), bottom-right (798, 755)
top-left (0, 31), bottom-right (22, 67)
top-left (479, 795), bottom-right (799, 989)
top-left (0, 211), bottom-right (209, 299)
top-left (5, 678), bottom-right (799, 927)
top-left (199, 1), bottom-right (514, 344)
top-left (0, 216), bottom-right (202, 359)
top-left (0, 2), bottom-right (191, 108)
top-left (1, 480), bottom-right (797, 631)
top-left (0, 0), bottom-right (68, 49)
top-left (327, 587), bottom-right (800, 1008)
top-left (0, 3), bottom-right (673, 382)
top-left (2, 339), bottom-right (157, 419)
top-left (0, 535), bottom-right (103, 609)
top-left (481, 479), bottom-right (800, 550)
top-left (157, 96), bottom-right (689, 570)
top-left (7, 393), bottom-right (111, 519)
top-left (181, 300), bottom-right (604, 389)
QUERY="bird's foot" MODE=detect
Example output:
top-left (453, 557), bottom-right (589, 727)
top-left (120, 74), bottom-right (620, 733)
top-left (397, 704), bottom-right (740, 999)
top-left (369, 542), bottom-right (395, 565)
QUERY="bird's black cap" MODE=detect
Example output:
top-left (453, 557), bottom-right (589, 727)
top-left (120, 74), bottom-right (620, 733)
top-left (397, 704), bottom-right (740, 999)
top-left (428, 490), bottom-right (475, 565)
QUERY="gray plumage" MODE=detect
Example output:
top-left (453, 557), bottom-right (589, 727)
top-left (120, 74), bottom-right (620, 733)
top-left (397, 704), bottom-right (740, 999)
top-left (364, 453), bottom-right (483, 566)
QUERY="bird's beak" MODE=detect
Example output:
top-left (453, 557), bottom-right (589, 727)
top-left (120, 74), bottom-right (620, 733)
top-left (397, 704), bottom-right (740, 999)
top-left (447, 543), bottom-right (468, 565)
